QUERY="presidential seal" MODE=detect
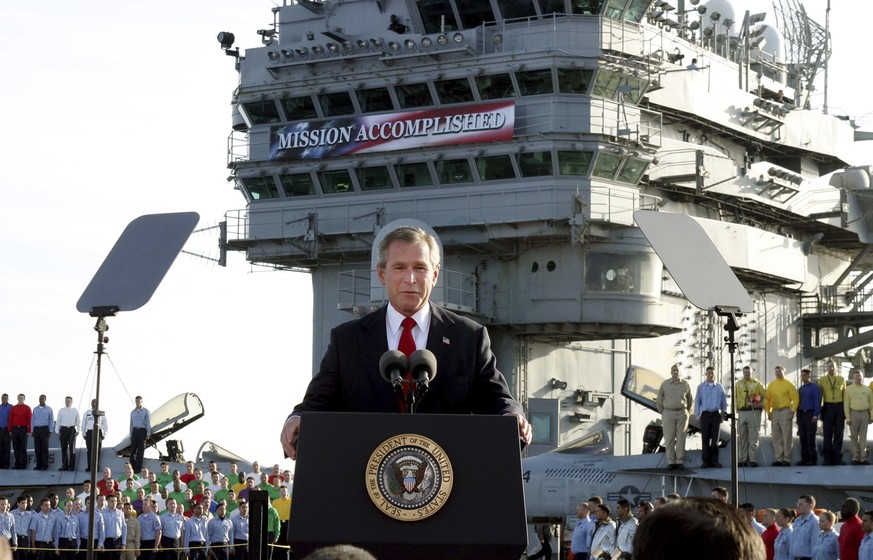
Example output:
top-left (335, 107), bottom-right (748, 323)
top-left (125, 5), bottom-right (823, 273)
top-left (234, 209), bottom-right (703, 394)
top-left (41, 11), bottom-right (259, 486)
top-left (365, 433), bottom-right (454, 521)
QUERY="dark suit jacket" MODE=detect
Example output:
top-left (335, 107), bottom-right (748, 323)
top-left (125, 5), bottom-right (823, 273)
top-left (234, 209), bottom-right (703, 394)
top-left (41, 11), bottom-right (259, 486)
top-left (293, 305), bottom-right (523, 417)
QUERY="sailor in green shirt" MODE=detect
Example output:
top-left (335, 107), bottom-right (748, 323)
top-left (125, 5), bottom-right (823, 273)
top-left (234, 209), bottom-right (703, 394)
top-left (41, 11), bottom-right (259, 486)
top-left (214, 477), bottom-right (232, 505)
top-left (257, 474), bottom-right (280, 501)
top-left (266, 499), bottom-right (280, 547)
top-left (122, 478), bottom-right (139, 502)
top-left (155, 463), bottom-right (173, 488)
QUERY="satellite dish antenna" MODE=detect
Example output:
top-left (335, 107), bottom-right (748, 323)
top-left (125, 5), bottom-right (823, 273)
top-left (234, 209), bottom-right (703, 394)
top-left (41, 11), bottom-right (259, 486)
top-left (76, 212), bottom-right (199, 560)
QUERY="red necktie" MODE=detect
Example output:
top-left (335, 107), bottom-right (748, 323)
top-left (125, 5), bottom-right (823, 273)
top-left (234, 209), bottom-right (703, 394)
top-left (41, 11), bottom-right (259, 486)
top-left (398, 318), bottom-right (416, 412)
top-left (399, 317), bottom-right (417, 358)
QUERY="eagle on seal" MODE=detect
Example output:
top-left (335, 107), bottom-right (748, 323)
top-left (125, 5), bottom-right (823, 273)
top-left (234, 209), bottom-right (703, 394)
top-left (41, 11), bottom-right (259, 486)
top-left (391, 455), bottom-right (426, 495)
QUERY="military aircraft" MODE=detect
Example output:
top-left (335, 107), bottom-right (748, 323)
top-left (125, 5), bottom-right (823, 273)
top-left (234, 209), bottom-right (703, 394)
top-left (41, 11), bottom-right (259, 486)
top-left (521, 365), bottom-right (873, 531)
top-left (0, 392), bottom-right (252, 503)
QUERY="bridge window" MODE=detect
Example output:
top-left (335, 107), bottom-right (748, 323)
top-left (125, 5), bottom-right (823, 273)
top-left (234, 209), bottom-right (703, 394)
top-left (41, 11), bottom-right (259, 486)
top-left (357, 88), bottom-right (394, 113)
top-left (558, 68), bottom-right (595, 94)
top-left (318, 169), bottom-right (354, 194)
top-left (395, 83), bottom-right (434, 109)
top-left (434, 78), bottom-right (475, 105)
top-left (621, 75), bottom-right (647, 104)
top-left (516, 69), bottom-right (554, 96)
top-left (592, 69), bottom-right (622, 99)
top-left (572, 0), bottom-right (602, 15)
top-left (592, 152), bottom-right (622, 179)
top-left (242, 177), bottom-right (280, 200)
top-left (280, 96), bottom-right (317, 121)
top-left (457, 0), bottom-right (496, 28)
top-left (417, 0), bottom-right (459, 33)
top-left (356, 166), bottom-right (393, 191)
top-left (518, 151), bottom-right (554, 177)
top-left (476, 73), bottom-right (516, 100)
top-left (396, 162), bottom-right (434, 188)
top-left (279, 173), bottom-right (316, 197)
top-left (436, 158), bottom-right (473, 184)
top-left (584, 251), bottom-right (660, 296)
top-left (477, 155), bottom-right (516, 181)
top-left (318, 92), bottom-right (355, 117)
top-left (497, 0), bottom-right (537, 19)
top-left (617, 158), bottom-right (648, 185)
top-left (540, 0), bottom-right (567, 14)
top-left (557, 150), bottom-right (594, 175)
top-left (241, 100), bottom-right (281, 125)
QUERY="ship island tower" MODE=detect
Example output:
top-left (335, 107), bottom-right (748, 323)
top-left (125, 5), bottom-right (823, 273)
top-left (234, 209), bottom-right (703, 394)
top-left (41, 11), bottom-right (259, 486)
top-left (220, 0), bottom-right (873, 457)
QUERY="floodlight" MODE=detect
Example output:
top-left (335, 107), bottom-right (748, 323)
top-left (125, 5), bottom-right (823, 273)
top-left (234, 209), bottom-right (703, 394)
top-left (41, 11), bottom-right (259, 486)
top-left (217, 31), bottom-right (235, 50)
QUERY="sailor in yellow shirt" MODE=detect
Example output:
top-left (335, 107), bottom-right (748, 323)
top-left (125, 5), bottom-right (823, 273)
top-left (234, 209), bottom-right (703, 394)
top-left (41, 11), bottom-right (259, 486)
top-left (818, 359), bottom-right (847, 465)
top-left (735, 366), bottom-right (766, 467)
top-left (844, 369), bottom-right (873, 465)
top-left (765, 365), bottom-right (799, 466)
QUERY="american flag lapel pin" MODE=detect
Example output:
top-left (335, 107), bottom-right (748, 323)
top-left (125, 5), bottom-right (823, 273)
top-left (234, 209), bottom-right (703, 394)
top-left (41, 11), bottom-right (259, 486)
top-left (443, 336), bottom-right (450, 345)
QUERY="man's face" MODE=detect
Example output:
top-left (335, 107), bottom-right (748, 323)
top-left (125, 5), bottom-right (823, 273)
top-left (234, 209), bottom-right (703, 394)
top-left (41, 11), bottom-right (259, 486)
top-left (797, 498), bottom-right (811, 515)
top-left (853, 371), bottom-right (862, 384)
top-left (39, 395), bottom-right (46, 406)
top-left (186, 462), bottom-right (194, 474)
top-left (50, 495), bottom-right (59, 508)
top-left (862, 514), bottom-right (873, 534)
top-left (65, 397), bottom-right (72, 407)
top-left (40, 501), bottom-right (50, 513)
top-left (229, 463), bottom-right (238, 474)
top-left (670, 366), bottom-right (679, 380)
top-left (216, 504), bottom-right (226, 518)
top-left (239, 502), bottom-right (248, 516)
top-left (743, 367), bottom-right (751, 380)
top-left (775, 367), bottom-right (785, 379)
top-left (705, 369), bottom-right (715, 382)
top-left (161, 464), bottom-right (170, 474)
top-left (135, 397), bottom-right (142, 408)
top-left (103, 467), bottom-right (112, 479)
top-left (377, 240), bottom-right (439, 317)
top-left (617, 503), bottom-right (628, 518)
top-left (17, 395), bottom-right (25, 404)
top-left (801, 371), bottom-right (810, 384)
top-left (595, 507), bottom-right (607, 522)
top-left (166, 499), bottom-right (176, 513)
top-left (826, 361), bottom-right (835, 375)
top-left (123, 504), bottom-right (132, 518)
top-left (0, 499), bottom-right (7, 513)
top-left (212, 473), bottom-right (220, 483)
top-left (1, 394), bottom-right (7, 405)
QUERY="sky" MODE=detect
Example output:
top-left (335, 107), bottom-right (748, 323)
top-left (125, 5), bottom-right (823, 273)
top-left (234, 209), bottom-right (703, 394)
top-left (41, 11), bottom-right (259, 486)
top-left (0, 0), bottom-right (870, 472)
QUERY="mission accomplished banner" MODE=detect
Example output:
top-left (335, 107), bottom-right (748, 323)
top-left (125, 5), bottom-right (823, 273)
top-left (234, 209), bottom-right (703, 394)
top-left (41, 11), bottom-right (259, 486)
top-left (268, 101), bottom-right (514, 160)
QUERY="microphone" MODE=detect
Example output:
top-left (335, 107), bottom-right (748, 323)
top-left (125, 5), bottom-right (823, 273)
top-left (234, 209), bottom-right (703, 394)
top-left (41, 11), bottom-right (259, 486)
top-left (379, 350), bottom-right (408, 393)
top-left (409, 349), bottom-right (437, 398)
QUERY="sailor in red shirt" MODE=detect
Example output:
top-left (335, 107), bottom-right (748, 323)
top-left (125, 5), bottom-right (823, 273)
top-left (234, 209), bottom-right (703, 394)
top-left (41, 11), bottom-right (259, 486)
top-left (840, 498), bottom-right (865, 560)
top-left (760, 509), bottom-right (780, 560)
top-left (8, 394), bottom-right (32, 469)
top-left (97, 466), bottom-right (121, 496)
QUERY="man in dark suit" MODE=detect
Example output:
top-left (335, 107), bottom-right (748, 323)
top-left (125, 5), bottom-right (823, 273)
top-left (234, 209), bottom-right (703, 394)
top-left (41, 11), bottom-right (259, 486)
top-left (280, 225), bottom-right (531, 460)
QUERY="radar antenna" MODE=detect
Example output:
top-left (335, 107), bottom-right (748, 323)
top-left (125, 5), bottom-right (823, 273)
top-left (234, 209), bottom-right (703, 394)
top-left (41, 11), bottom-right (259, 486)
top-left (772, 0), bottom-right (830, 111)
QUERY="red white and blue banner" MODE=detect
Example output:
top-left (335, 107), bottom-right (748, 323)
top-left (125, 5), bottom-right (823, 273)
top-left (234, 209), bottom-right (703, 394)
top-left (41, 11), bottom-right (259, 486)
top-left (268, 101), bottom-right (515, 160)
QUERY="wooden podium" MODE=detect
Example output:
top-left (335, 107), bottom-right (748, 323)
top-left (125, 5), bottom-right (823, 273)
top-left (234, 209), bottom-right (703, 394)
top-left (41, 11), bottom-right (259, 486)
top-left (288, 412), bottom-right (527, 559)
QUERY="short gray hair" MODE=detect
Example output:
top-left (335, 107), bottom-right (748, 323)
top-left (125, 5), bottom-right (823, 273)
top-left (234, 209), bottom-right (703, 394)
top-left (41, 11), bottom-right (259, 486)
top-left (376, 226), bottom-right (440, 270)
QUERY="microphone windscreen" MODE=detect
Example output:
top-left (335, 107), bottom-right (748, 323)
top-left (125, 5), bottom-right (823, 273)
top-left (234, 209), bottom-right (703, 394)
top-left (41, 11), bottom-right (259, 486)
top-left (409, 349), bottom-right (437, 381)
top-left (379, 350), bottom-right (408, 382)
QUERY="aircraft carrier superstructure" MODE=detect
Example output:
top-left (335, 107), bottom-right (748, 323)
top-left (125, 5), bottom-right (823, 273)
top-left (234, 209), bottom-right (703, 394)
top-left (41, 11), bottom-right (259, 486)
top-left (221, 0), bottom-right (873, 456)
